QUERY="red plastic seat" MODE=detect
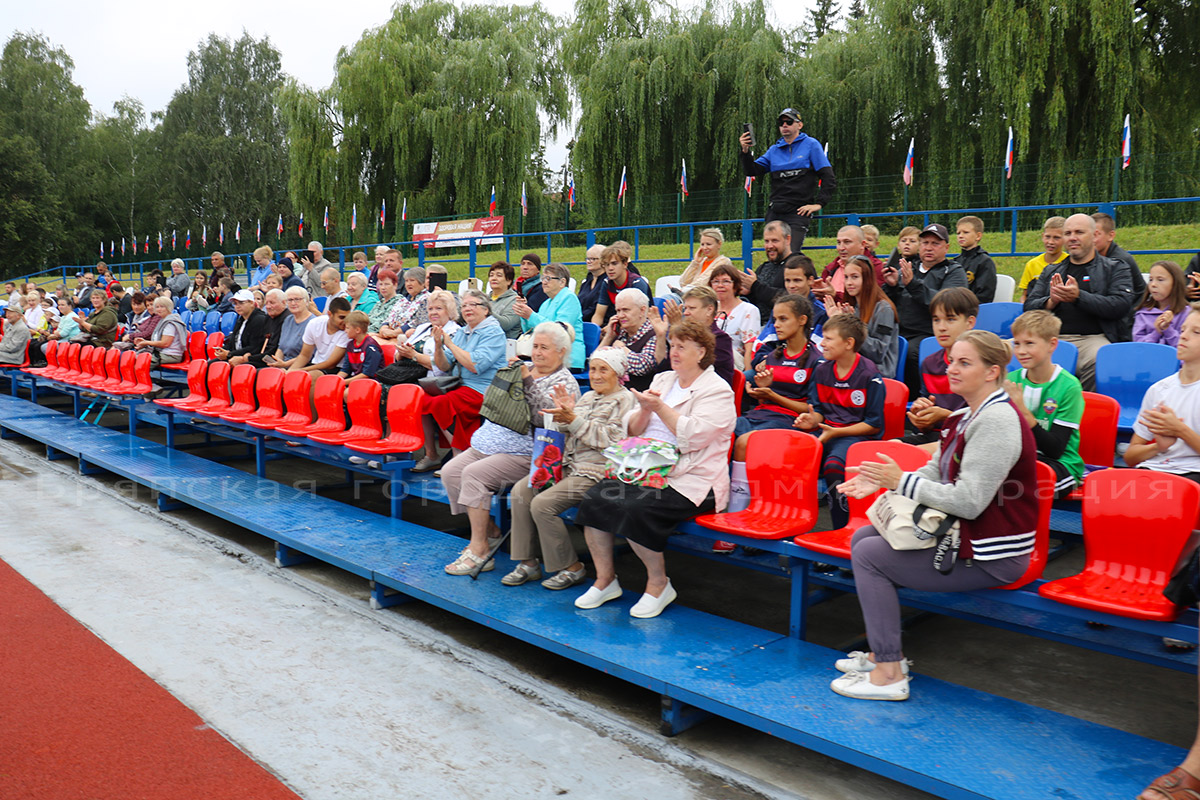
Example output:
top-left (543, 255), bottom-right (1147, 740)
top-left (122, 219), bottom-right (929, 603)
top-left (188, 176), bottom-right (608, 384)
top-left (1063, 392), bottom-right (1121, 501)
top-left (998, 460), bottom-right (1057, 590)
top-left (193, 361), bottom-right (233, 416)
top-left (693, 429), bottom-right (823, 539)
top-left (276, 374), bottom-right (346, 438)
top-left (129, 352), bottom-right (154, 394)
top-left (309, 379), bottom-right (383, 444)
top-left (793, 440), bottom-right (933, 558)
top-left (881, 378), bottom-right (908, 441)
top-left (346, 384), bottom-right (426, 455)
top-left (96, 349), bottom-right (126, 393)
top-left (76, 347), bottom-right (110, 389)
top-left (732, 374), bottom-right (745, 413)
top-left (109, 350), bottom-right (138, 395)
top-left (64, 346), bottom-right (93, 387)
top-left (380, 344), bottom-right (396, 366)
top-left (161, 330), bottom-right (204, 372)
top-left (206, 332), bottom-right (225, 359)
top-left (241, 368), bottom-right (287, 427)
top-left (247, 370), bottom-right (311, 431)
top-left (24, 340), bottom-right (58, 376)
top-left (1039, 469), bottom-right (1200, 620)
top-left (156, 359), bottom-right (208, 408)
top-left (0, 339), bottom-right (30, 370)
top-left (57, 343), bottom-right (86, 382)
top-left (44, 342), bottom-right (78, 380)
top-left (218, 364), bottom-right (260, 421)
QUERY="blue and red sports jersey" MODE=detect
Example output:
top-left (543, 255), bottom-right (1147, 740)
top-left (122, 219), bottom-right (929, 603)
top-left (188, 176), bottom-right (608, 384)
top-left (920, 347), bottom-right (966, 413)
top-left (340, 335), bottom-right (383, 378)
top-left (749, 341), bottom-right (822, 417)
top-left (809, 354), bottom-right (885, 430)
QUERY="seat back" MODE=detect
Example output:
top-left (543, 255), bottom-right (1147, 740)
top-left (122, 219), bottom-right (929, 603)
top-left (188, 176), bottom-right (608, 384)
top-left (1094, 342), bottom-right (1179, 430)
top-left (126, 351), bottom-right (152, 393)
top-left (187, 310), bottom-right (205, 332)
top-left (918, 335), bottom-right (940, 365)
top-left (80, 346), bottom-right (103, 385)
top-left (206, 332), bottom-right (225, 359)
top-left (894, 335), bottom-right (908, 385)
top-left (220, 311), bottom-right (237, 336)
top-left (343, 379), bottom-right (383, 439)
top-left (457, 278), bottom-right (484, 295)
top-left (182, 358), bottom-right (208, 398)
top-left (1009, 340), bottom-right (1080, 375)
top-left (228, 363), bottom-right (258, 412)
top-left (41, 340), bottom-right (60, 371)
top-left (881, 378), bottom-right (909, 440)
top-left (63, 343), bottom-right (84, 380)
top-left (185, 330), bottom-right (207, 361)
top-left (313, 296), bottom-right (328, 313)
top-left (1000, 460), bottom-right (1057, 589)
top-left (842, 440), bottom-right (933, 530)
top-left (311, 374), bottom-right (347, 429)
top-left (993, 274), bottom-right (1016, 303)
top-left (732, 374), bottom-right (745, 415)
top-left (201, 360), bottom-right (233, 410)
top-left (99, 348), bottom-right (123, 389)
top-left (743, 429), bottom-right (823, 521)
top-left (582, 322), bottom-right (602, 359)
top-left (249, 367), bottom-right (286, 420)
top-left (278, 370), bottom-right (314, 424)
top-left (115, 351), bottom-right (138, 392)
top-left (1077, 391), bottom-right (1120, 468)
top-left (1079, 468), bottom-right (1200, 594)
top-left (204, 310), bottom-right (221, 334)
top-left (975, 302), bottom-right (1023, 337)
top-left (385, 383), bottom-right (425, 441)
top-left (654, 275), bottom-right (682, 297)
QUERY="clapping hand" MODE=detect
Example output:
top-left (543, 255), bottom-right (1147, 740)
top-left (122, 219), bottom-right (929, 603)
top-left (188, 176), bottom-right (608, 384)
top-left (543, 383), bottom-right (578, 424)
top-left (855, 453), bottom-right (903, 491)
top-left (431, 324), bottom-right (445, 348)
top-left (632, 387), bottom-right (664, 414)
top-left (648, 305), bottom-right (670, 337)
top-left (513, 296), bottom-right (532, 319)
top-left (898, 258), bottom-right (914, 284)
top-left (1140, 402), bottom-right (1185, 450)
top-left (662, 298), bottom-right (683, 325)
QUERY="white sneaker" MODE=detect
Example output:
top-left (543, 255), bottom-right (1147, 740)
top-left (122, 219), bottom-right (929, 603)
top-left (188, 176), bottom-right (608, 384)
top-left (630, 581), bottom-right (677, 619)
top-left (368, 460), bottom-right (380, 469)
top-left (348, 456), bottom-right (369, 465)
top-left (574, 580), bottom-right (623, 609)
top-left (830, 671), bottom-right (909, 701)
top-left (834, 651), bottom-right (911, 675)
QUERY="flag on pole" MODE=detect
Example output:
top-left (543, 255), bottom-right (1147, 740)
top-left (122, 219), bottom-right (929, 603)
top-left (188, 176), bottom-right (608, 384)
top-left (1121, 113), bottom-right (1131, 169)
top-left (256, 219), bottom-right (261, 241)
top-left (121, 238), bottom-right (126, 256)
top-left (824, 141), bottom-right (830, 156)
top-left (202, 224), bottom-right (207, 248)
top-left (297, 213), bottom-right (304, 237)
top-left (219, 222), bottom-right (224, 245)
top-left (323, 206), bottom-right (329, 232)
top-left (144, 234), bottom-right (149, 254)
top-left (276, 215), bottom-right (283, 236)
top-left (617, 166), bottom-right (627, 204)
top-left (380, 200), bottom-right (386, 230)
top-left (744, 175), bottom-right (753, 196)
top-left (235, 222), bottom-right (241, 243)
top-left (567, 176), bottom-right (576, 209)
top-left (132, 236), bottom-right (137, 255)
top-left (172, 229), bottom-right (176, 250)
top-left (680, 159), bottom-right (689, 201)
top-left (99, 241), bottom-right (104, 258)
top-left (351, 204), bottom-right (357, 231)
top-left (902, 138), bottom-right (915, 186)
top-left (185, 230), bottom-right (192, 249)
top-left (488, 186), bottom-right (497, 216)
top-left (520, 182), bottom-right (528, 216)
top-left (401, 197), bottom-right (407, 222)
top-left (1004, 127), bottom-right (1014, 179)
top-left (109, 240), bottom-right (114, 257)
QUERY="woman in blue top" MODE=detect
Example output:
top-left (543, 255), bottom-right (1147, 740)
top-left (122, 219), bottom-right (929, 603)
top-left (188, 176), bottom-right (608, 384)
top-left (415, 289), bottom-right (508, 472)
top-left (516, 262), bottom-right (584, 370)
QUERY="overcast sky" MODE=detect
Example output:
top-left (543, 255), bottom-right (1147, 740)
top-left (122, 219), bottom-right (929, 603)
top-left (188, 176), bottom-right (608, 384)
top-left (6, 0), bottom-right (814, 168)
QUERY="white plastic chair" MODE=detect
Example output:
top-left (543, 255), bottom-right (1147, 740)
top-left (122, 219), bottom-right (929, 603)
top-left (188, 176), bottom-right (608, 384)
top-left (458, 277), bottom-right (484, 295)
top-left (568, 276), bottom-right (577, 293)
top-left (654, 274), bottom-right (683, 297)
top-left (993, 274), bottom-right (1015, 303)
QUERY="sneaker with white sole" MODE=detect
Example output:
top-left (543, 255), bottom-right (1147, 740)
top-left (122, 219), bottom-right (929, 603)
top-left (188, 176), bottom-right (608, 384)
top-left (830, 671), bottom-right (909, 701)
top-left (630, 581), bottom-right (677, 618)
top-left (348, 456), bottom-right (369, 465)
top-left (574, 580), bottom-right (623, 609)
top-left (541, 567), bottom-right (587, 590)
top-left (500, 563), bottom-right (542, 586)
top-left (412, 456), bottom-right (441, 472)
top-left (834, 651), bottom-right (912, 676)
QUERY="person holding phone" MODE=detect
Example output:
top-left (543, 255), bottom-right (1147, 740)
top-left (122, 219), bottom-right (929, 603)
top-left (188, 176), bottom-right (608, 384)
top-left (298, 241), bottom-right (333, 297)
top-left (739, 107), bottom-right (836, 248)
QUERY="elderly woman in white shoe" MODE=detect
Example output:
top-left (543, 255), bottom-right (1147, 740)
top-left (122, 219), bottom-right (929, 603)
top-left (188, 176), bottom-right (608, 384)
top-left (571, 320), bottom-right (736, 618)
top-left (441, 322), bottom-right (580, 576)
top-left (831, 330), bottom-right (1039, 701)
top-left (502, 347), bottom-right (635, 591)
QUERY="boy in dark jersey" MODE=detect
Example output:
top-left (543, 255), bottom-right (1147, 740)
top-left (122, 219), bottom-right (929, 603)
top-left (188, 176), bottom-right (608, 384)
top-left (726, 295), bottom-right (820, 516)
top-left (796, 313), bottom-right (885, 527)
top-left (903, 287), bottom-right (978, 446)
top-left (337, 310), bottom-right (384, 385)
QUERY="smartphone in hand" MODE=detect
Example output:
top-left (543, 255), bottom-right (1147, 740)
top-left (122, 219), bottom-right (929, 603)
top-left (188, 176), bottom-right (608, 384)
top-left (742, 122), bottom-right (756, 148)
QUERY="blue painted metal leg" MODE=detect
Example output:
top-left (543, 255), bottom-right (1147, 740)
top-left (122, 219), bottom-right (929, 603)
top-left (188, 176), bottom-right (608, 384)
top-left (789, 556), bottom-right (809, 640)
top-left (46, 445), bottom-right (68, 461)
top-left (93, 400), bottom-right (110, 426)
top-left (255, 436), bottom-right (266, 477)
top-left (275, 542), bottom-right (316, 568)
top-left (660, 696), bottom-right (713, 736)
top-left (370, 580), bottom-right (413, 609)
top-left (157, 493), bottom-right (184, 512)
top-left (79, 399), bottom-right (96, 422)
top-left (0, 425), bottom-right (14, 440)
top-left (79, 458), bottom-right (102, 475)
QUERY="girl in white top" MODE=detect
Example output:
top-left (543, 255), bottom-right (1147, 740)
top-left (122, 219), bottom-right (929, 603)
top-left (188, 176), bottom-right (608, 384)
top-left (1126, 308), bottom-right (1200, 477)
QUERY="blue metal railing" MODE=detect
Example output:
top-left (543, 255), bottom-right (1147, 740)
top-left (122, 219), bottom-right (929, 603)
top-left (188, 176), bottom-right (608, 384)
top-left (32, 194), bottom-right (1200, 289)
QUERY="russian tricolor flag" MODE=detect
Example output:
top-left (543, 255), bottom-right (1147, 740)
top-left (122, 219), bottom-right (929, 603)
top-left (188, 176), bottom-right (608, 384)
top-left (1004, 127), bottom-right (1014, 179)
top-left (520, 182), bottom-right (527, 217)
top-left (680, 159), bottom-right (688, 201)
top-left (902, 138), bottom-right (915, 186)
top-left (567, 176), bottom-right (576, 209)
top-left (489, 186), bottom-right (497, 216)
top-left (323, 206), bottom-right (329, 232)
top-left (185, 230), bottom-right (191, 249)
top-left (744, 175), bottom-right (753, 196)
top-left (171, 230), bottom-right (176, 250)
top-left (351, 204), bottom-right (357, 231)
top-left (617, 166), bottom-right (627, 204)
top-left (298, 212), bottom-right (304, 237)
top-left (219, 222), bottom-right (224, 245)
top-left (277, 215), bottom-right (283, 236)
top-left (1121, 114), bottom-right (1131, 170)
top-left (401, 197), bottom-right (407, 222)
top-left (380, 200), bottom-right (386, 228)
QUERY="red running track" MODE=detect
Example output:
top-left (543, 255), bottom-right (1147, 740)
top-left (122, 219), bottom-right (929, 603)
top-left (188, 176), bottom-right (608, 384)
top-left (0, 559), bottom-right (302, 800)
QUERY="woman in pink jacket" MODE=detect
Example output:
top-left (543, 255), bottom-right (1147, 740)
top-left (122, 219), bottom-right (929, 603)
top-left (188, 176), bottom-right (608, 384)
top-left (572, 320), bottom-right (736, 619)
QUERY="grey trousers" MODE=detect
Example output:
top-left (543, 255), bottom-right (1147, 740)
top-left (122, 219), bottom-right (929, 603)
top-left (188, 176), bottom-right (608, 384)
top-left (509, 474), bottom-right (596, 572)
top-left (849, 525), bottom-right (1027, 663)
top-left (440, 447), bottom-right (530, 516)
top-left (1057, 333), bottom-right (1110, 392)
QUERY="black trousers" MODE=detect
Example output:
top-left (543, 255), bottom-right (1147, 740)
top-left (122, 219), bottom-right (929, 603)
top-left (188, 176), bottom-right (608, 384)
top-left (764, 207), bottom-right (811, 250)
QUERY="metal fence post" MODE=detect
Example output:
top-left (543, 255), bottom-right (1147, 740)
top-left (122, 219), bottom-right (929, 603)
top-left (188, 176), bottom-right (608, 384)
top-left (741, 219), bottom-right (753, 271)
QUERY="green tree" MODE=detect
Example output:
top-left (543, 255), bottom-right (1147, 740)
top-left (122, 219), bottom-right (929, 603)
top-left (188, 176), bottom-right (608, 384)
top-left (0, 135), bottom-right (58, 268)
top-left (802, 0), bottom-right (841, 50)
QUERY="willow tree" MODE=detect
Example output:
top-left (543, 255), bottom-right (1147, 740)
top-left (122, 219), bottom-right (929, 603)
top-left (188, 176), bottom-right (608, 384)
top-left (279, 0), bottom-right (568, 239)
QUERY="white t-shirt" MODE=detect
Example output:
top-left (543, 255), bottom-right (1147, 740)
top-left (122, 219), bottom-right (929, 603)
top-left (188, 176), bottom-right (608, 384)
top-left (1133, 372), bottom-right (1200, 474)
top-left (303, 315), bottom-right (351, 364)
top-left (640, 381), bottom-right (687, 444)
top-left (717, 300), bottom-right (762, 347)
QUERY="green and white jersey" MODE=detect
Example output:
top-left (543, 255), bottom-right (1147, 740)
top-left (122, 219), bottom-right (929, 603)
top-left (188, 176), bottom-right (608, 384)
top-left (1007, 365), bottom-right (1085, 484)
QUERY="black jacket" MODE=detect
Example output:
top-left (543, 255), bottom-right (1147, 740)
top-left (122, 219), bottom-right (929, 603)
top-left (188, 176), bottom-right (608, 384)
top-left (1022, 252), bottom-right (1134, 343)
top-left (958, 247), bottom-right (997, 305)
top-left (577, 272), bottom-right (605, 324)
top-left (227, 308), bottom-right (270, 357)
top-left (884, 259), bottom-right (968, 338)
top-left (251, 311), bottom-right (287, 366)
top-left (746, 254), bottom-right (790, 324)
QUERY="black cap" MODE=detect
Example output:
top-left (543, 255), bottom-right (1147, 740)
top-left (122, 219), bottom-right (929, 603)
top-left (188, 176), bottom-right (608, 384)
top-left (778, 108), bottom-right (801, 123)
top-left (919, 223), bottom-right (949, 242)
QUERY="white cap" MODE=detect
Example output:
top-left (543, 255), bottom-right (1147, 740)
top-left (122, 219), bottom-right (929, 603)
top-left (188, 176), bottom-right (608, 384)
top-left (232, 289), bottom-right (255, 303)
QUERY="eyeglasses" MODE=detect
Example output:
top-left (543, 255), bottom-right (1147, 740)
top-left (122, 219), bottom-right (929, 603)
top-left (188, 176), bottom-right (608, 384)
top-left (544, 275), bottom-right (565, 282)
top-left (462, 302), bottom-right (486, 309)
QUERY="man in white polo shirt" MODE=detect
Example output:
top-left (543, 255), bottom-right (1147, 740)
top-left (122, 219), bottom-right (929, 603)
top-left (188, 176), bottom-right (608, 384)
top-left (290, 296), bottom-right (351, 376)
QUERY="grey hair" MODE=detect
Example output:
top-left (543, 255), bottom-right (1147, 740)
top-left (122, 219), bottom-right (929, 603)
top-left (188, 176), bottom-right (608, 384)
top-left (170, 258), bottom-right (185, 270)
top-left (543, 262), bottom-right (571, 282)
top-left (615, 287), bottom-right (650, 308)
top-left (346, 272), bottom-right (367, 287)
top-left (403, 267), bottom-right (426, 285)
top-left (461, 289), bottom-right (491, 314)
top-left (698, 227), bottom-right (724, 245)
top-left (284, 286), bottom-right (309, 301)
top-left (374, 245), bottom-right (389, 256)
top-left (427, 288), bottom-right (460, 317)
top-left (265, 288), bottom-right (286, 304)
top-left (533, 320), bottom-right (572, 353)
top-left (307, 240), bottom-right (324, 251)
top-left (764, 220), bottom-right (791, 239)
top-left (153, 296), bottom-right (174, 311)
